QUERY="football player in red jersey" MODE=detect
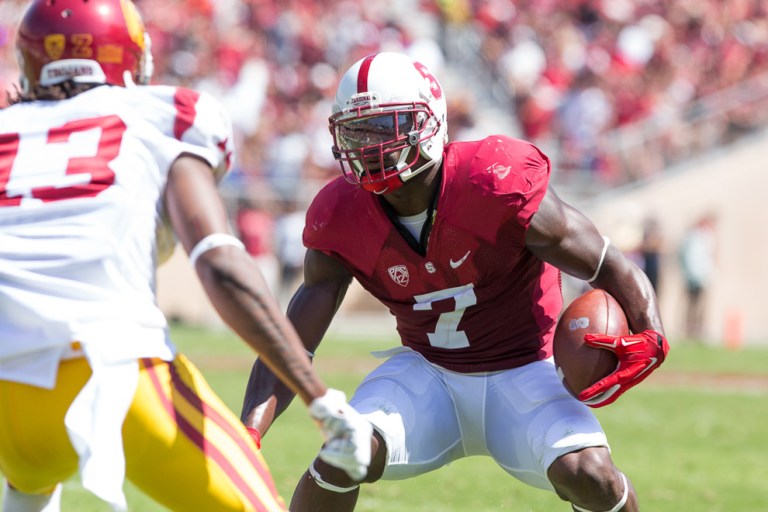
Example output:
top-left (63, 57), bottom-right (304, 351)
top-left (242, 52), bottom-right (670, 512)
top-left (0, 1), bottom-right (371, 511)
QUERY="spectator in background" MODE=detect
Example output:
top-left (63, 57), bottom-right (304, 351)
top-left (640, 215), bottom-right (664, 294)
top-left (679, 214), bottom-right (717, 341)
top-left (274, 199), bottom-right (307, 304)
top-left (236, 198), bottom-right (279, 296)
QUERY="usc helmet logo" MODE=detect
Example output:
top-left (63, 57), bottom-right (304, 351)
top-left (43, 34), bottom-right (66, 60)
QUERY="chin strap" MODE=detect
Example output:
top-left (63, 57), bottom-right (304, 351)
top-left (400, 155), bottom-right (441, 185)
top-left (122, 70), bottom-right (136, 88)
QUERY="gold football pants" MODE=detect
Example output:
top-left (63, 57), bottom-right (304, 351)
top-left (0, 354), bottom-right (286, 511)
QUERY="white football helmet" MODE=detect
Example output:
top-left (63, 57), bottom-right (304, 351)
top-left (330, 52), bottom-right (448, 194)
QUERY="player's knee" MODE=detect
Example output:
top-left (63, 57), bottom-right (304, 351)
top-left (309, 459), bottom-right (361, 493)
top-left (548, 447), bottom-right (622, 502)
top-left (309, 430), bottom-right (388, 492)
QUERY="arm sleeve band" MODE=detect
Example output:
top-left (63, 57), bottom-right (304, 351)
top-left (188, 233), bottom-right (245, 266)
top-left (586, 236), bottom-right (611, 283)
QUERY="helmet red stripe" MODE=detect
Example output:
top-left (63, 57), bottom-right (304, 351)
top-left (356, 54), bottom-right (376, 93)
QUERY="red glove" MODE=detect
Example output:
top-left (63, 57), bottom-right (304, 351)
top-left (246, 427), bottom-right (262, 449)
top-left (578, 329), bottom-right (670, 408)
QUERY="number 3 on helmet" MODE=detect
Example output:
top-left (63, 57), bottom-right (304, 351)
top-left (330, 52), bottom-right (448, 194)
top-left (16, 0), bottom-right (153, 92)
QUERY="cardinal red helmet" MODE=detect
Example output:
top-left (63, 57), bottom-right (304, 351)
top-left (16, 0), bottom-right (153, 91)
top-left (330, 52), bottom-right (448, 194)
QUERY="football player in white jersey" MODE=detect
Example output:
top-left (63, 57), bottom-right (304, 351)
top-left (0, 1), bottom-right (371, 511)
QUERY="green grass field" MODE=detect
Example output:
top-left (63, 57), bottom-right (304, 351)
top-left (4, 324), bottom-right (768, 511)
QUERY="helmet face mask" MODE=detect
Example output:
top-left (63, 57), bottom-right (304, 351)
top-left (330, 53), bottom-right (448, 194)
top-left (16, 0), bottom-right (153, 92)
top-left (331, 104), bottom-right (436, 192)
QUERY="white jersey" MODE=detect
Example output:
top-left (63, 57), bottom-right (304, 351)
top-left (0, 84), bottom-right (234, 386)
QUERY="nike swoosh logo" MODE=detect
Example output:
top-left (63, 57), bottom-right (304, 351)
top-left (635, 357), bottom-right (658, 379)
top-left (589, 337), bottom-right (644, 350)
top-left (449, 250), bottom-right (471, 269)
top-left (588, 340), bottom-right (616, 349)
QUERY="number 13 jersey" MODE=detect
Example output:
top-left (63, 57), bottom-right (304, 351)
top-left (0, 85), bottom-right (233, 381)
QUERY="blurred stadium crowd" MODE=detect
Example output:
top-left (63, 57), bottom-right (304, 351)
top-left (3, 0), bottom-right (768, 199)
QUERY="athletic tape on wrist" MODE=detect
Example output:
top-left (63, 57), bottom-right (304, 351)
top-left (188, 233), bottom-right (245, 266)
top-left (572, 473), bottom-right (628, 512)
top-left (586, 236), bottom-right (611, 283)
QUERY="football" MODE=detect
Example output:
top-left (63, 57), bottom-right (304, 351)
top-left (553, 289), bottom-right (628, 397)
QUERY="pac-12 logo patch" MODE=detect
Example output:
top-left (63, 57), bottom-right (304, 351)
top-left (387, 265), bottom-right (409, 287)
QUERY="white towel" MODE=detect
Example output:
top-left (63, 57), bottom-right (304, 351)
top-left (64, 345), bottom-right (138, 512)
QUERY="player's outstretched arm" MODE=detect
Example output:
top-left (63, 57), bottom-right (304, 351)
top-left (525, 187), bottom-right (665, 334)
top-left (241, 248), bottom-right (354, 436)
top-left (165, 154), bottom-right (326, 404)
top-left (525, 187), bottom-right (668, 406)
top-left (166, 155), bottom-right (370, 476)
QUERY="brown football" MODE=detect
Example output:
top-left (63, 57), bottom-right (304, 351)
top-left (553, 289), bottom-right (628, 397)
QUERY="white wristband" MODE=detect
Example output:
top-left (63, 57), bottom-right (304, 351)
top-left (188, 233), bottom-right (245, 266)
top-left (586, 236), bottom-right (610, 283)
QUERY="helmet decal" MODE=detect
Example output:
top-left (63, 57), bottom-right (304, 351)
top-left (356, 54), bottom-right (376, 93)
top-left (97, 42), bottom-right (124, 64)
top-left (72, 34), bottom-right (94, 58)
top-left (44, 34), bottom-right (66, 60)
top-left (413, 61), bottom-right (442, 100)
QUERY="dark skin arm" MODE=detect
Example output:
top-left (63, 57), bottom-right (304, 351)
top-left (525, 187), bottom-right (665, 335)
top-left (241, 247), bottom-right (353, 435)
top-left (164, 154), bottom-right (327, 406)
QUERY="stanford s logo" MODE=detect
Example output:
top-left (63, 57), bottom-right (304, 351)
top-left (387, 265), bottom-right (409, 287)
top-left (44, 34), bottom-right (66, 60)
top-left (413, 62), bottom-right (442, 100)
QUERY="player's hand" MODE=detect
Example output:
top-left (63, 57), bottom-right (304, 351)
top-left (308, 388), bottom-right (372, 480)
top-left (578, 330), bottom-right (669, 408)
